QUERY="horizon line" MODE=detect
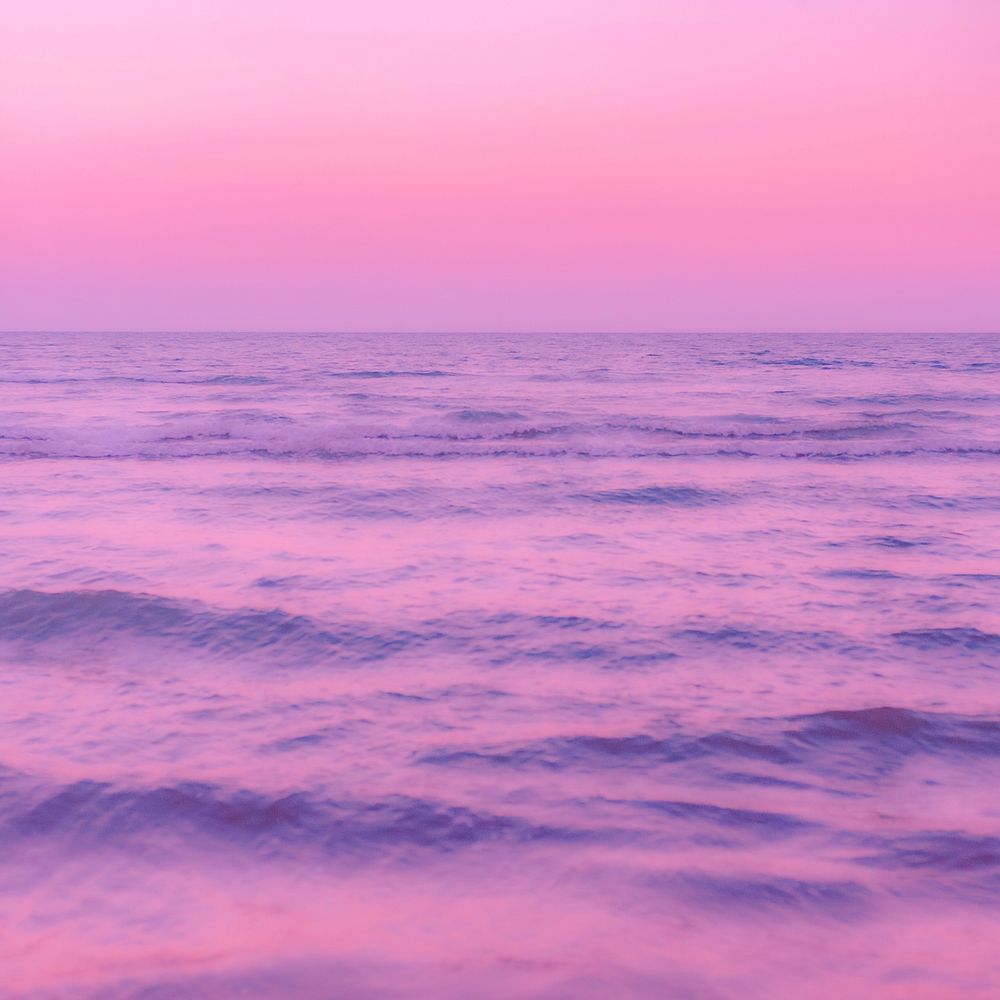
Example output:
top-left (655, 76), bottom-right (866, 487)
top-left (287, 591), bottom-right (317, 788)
top-left (3, 329), bottom-right (998, 337)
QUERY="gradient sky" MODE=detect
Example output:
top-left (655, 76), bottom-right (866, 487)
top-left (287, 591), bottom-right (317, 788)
top-left (3, 0), bottom-right (998, 333)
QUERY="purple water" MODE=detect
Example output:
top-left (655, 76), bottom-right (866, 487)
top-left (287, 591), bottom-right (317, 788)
top-left (1, 332), bottom-right (999, 998)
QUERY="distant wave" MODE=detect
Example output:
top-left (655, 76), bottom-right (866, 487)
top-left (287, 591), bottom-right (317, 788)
top-left (572, 486), bottom-right (727, 506)
top-left (1, 396), bottom-right (996, 463)
top-left (0, 374), bottom-right (275, 386)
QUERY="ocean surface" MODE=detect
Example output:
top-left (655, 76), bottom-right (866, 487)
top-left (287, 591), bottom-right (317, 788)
top-left (1, 331), bottom-right (999, 999)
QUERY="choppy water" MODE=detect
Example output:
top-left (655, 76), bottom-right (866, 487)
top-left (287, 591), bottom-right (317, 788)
top-left (1, 331), bottom-right (999, 999)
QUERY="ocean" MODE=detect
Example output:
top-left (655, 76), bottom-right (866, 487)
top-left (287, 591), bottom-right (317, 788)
top-left (1, 331), bottom-right (998, 998)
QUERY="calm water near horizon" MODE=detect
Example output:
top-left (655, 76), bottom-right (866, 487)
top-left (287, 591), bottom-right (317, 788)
top-left (1, 331), bottom-right (999, 998)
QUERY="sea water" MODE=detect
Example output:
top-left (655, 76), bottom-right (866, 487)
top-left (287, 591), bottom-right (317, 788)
top-left (1, 331), bottom-right (998, 998)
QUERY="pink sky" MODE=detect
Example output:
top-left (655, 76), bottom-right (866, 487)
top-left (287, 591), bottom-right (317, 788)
top-left (2, 0), bottom-right (998, 333)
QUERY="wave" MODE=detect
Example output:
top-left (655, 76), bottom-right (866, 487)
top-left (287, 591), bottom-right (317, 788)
top-left (0, 589), bottom-right (677, 671)
top-left (823, 569), bottom-right (902, 579)
top-left (788, 706), bottom-right (1000, 754)
top-left (755, 357), bottom-right (875, 369)
top-left (0, 374), bottom-right (275, 386)
top-left (2, 399), bottom-right (994, 463)
top-left (451, 408), bottom-right (525, 422)
top-left (322, 369), bottom-right (454, 378)
top-left (892, 628), bottom-right (1000, 652)
top-left (815, 392), bottom-right (1000, 405)
top-left (862, 535), bottom-right (923, 549)
top-left (650, 871), bottom-right (871, 917)
top-left (10, 589), bottom-right (968, 672)
top-left (572, 486), bottom-right (727, 506)
top-left (629, 798), bottom-right (815, 835)
top-left (671, 626), bottom-right (853, 654)
top-left (419, 730), bottom-right (798, 772)
top-left (0, 589), bottom-right (427, 667)
top-left (420, 707), bottom-right (1000, 780)
top-left (3, 442), bottom-right (994, 464)
top-left (6, 780), bottom-right (583, 857)
top-left (856, 831), bottom-right (1000, 872)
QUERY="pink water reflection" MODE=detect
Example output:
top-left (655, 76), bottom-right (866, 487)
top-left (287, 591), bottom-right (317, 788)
top-left (1, 332), bottom-right (999, 998)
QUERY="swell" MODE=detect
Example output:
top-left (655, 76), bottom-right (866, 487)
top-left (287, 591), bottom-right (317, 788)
top-left (0, 589), bottom-right (853, 669)
top-left (5, 780), bottom-right (585, 858)
top-left (0, 589), bottom-right (429, 667)
top-left (0, 369), bottom-right (455, 386)
top-left (1, 769), bottom-right (819, 860)
top-left (6, 443), bottom-right (999, 464)
top-left (420, 707), bottom-right (1000, 782)
top-left (7, 706), bottom-right (999, 906)
top-left (7, 589), bottom-right (995, 672)
top-left (7, 756), bottom-right (997, 879)
top-left (1, 405), bottom-right (996, 463)
top-left (0, 374), bottom-right (275, 386)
